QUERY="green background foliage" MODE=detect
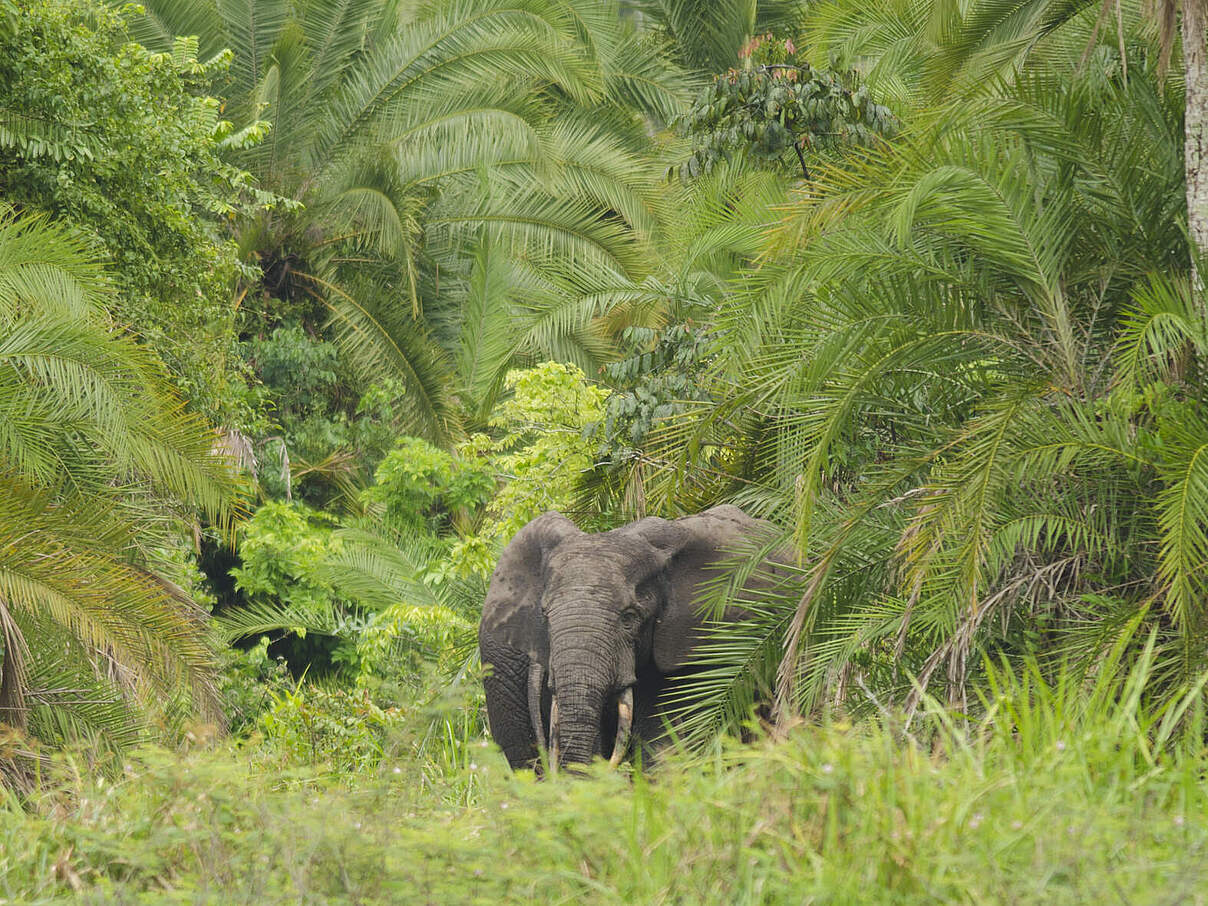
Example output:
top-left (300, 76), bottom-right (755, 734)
top-left (3, 0), bottom-right (1208, 897)
top-left (0, 0), bottom-right (263, 421)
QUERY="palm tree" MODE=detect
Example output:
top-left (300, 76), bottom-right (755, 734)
top-left (1145, 0), bottom-right (1208, 293)
top-left (619, 0), bottom-right (1208, 742)
top-left (123, 0), bottom-right (691, 440)
top-left (625, 0), bottom-right (807, 73)
top-left (0, 207), bottom-right (240, 775)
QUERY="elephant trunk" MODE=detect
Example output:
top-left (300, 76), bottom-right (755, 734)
top-left (547, 586), bottom-right (640, 769)
top-left (549, 678), bottom-right (605, 767)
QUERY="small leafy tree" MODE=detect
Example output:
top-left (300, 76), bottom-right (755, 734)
top-left (362, 438), bottom-right (494, 538)
top-left (676, 33), bottom-right (896, 180)
top-left (599, 324), bottom-right (714, 460)
top-left (0, 0), bottom-right (265, 421)
top-left (477, 363), bottom-right (610, 541)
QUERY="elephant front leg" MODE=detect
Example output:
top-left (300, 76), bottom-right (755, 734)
top-left (482, 642), bottom-right (540, 769)
top-left (631, 666), bottom-right (682, 765)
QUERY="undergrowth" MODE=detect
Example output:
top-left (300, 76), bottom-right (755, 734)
top-left (1, 646), bottom-right (1206, 904)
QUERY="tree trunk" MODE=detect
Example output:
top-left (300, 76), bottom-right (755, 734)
top-left (0, 605), bottom-right (27, 730)
top-left (1183, 0), bottom-right (1208, 313)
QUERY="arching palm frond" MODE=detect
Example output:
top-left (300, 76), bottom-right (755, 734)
top-left (455, 229), bottom-right (522, 421)
top-left (128, 0), bottom-right (692, 444)
top-left (312, 0), bottom-right (603, 169)
top-left (649, 7), bottom-right (1201, 738)
top-left (321, 273), bottom-right (464, 443)
top-left (629, 0), bottom-right (806, 73)
top-left (802, 0), bottom-right (932, 108)
top-left (0, 209), bottom-right (240, 761)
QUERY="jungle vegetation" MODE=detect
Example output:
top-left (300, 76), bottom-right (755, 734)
top-left (1, 0), bottom-right (1208, 898)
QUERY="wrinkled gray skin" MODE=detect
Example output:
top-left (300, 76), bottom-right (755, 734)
top-left (479, 505), bottom-right (782, 770)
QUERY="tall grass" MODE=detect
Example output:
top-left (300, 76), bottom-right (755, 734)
top-left (1, 647), bottom-right (1205, 904)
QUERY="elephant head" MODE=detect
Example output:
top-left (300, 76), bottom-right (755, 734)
top-left (479, 505), bottom-right (782, 770)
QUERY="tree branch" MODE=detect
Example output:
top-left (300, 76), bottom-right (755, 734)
top-left (792, 140), bottom-right (810, 180)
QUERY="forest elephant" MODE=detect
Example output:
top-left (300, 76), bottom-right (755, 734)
top-left (478, 504), bottom-right (786, 771)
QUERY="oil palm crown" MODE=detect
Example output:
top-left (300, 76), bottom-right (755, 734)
top-left (625, 0), bottom-right (807, 74)
top-left (633, 5), bottom-right (1208, 741)
top-left (0, 207), bottom-right (241, 769)
top-left (122, 0), bottom-right (692, 442)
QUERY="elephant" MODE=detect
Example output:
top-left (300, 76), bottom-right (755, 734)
top-left (478, 504), bottom-right (786, 771)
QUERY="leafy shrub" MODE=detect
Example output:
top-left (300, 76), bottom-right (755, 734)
top-left (246, 328), bottom-right (408, 505)
top-left (216, 638), bottom-right (291, 735)
top-left (478, 362), bottom-right (609, 541)
top-left (228, 502), bottom-right (363, 675)
top-left (231, 502), bottom-right (345, 619)
top-left (361, 437), bottom-right (493, 535)
top-left (248, 326), bottom-right (345, 418)
top-left (356, 605), bottom-right (477, 682)
top-left (256, 684), bottom-right (406, 776)
top-left (0, 0), bottom-right (265, 421)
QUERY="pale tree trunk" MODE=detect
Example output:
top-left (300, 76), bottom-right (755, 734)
top-left (1183, 0), bottom-right (1208, 314)
top-left (0, 605), bottom-right (27, 730)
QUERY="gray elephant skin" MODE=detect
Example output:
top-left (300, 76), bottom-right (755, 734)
top-left (478, 504), bottom-right (783, 770)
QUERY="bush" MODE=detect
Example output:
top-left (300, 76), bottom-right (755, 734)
top-left (2, 648), bottom-right (1207, 901)
top-left (256, 684), bottom-right (406, 777)
top-left (361, 437), bottom-right (493, 535)
top-left (216, 638), bottom-right (292, 735)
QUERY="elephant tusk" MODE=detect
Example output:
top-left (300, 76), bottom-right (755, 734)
top-left (549, 695), bottom-right (561, 775)
top-left (527, 662), bottom-right (546, 751)
top-left (608, 687), bottom-right (634, 768)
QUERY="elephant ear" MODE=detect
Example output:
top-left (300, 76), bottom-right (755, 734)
top-left (623, 505), bottom-right (781, 674)
top-left (480, 512), bottom-right (582, 658)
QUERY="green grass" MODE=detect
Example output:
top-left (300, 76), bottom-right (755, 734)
top-left (2, 650), bottom-right (1207, 904)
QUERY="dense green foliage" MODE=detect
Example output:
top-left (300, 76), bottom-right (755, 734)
top-left (2, 647), bottom-right (1206, 902)
top-left (0, 0), bottom-right (262, 420)
top-left (123, 0), bottom-right (691, 446)
top-left (219, 362), bottom-right (606, 694)
top-left (3, 0), bottom-right (1208, 896)
top-left (605, 0), bottom-right (1208, 742)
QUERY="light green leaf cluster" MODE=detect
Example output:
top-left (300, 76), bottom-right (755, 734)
top-left (479, 362), bottom-right (609, 542)
top-left (230, 502), bottom-right (346, 632)
top-left (356, 603), bottom-right (477, 680)
top-left (361, 437), bottom-right (494, 536)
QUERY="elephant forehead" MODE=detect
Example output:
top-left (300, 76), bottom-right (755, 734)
top-left (546, 536), bottom-right (653, 576)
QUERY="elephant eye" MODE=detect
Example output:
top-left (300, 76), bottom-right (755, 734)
top-left (635, 579), bottom-right (661, 608)
top-left (620, 608), bottom-right (641, 628)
